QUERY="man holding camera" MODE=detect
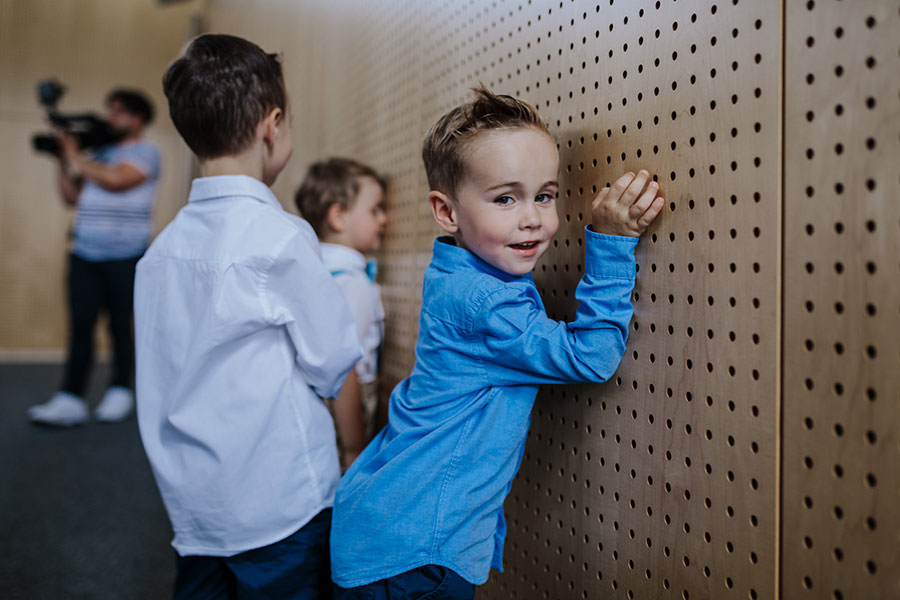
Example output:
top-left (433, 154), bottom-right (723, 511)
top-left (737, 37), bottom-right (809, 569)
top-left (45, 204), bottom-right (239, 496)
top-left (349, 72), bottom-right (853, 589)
top-left (28, 89), bottom-right (160, 426)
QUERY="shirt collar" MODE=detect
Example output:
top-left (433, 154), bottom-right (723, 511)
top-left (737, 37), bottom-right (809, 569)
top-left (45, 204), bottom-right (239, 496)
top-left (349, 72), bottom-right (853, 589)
top-left (430, 236), bottom-right (532, 283)
top-left (320, 243), bottom-right (367, 272)
top-left (188, 175), bottom-right (282, 209)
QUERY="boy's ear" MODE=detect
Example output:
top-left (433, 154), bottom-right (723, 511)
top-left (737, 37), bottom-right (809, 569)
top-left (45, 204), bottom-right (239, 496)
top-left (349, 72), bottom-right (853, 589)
top-left (429, 190), bottom-right (458, 234)
top-left (325, 202), bottom-right (346, 233)
top-left (261, 107), bottom-right (284, 148)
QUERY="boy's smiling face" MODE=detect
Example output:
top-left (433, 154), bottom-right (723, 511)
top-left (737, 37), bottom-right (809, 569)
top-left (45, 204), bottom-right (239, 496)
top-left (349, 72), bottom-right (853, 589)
top-left (435, 126), bottom-right (560, 276)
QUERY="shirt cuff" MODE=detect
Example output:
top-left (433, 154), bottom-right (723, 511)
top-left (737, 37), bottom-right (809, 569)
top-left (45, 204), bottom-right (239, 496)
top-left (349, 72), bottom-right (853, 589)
top-left (583, 225), bottom-right (639, 280)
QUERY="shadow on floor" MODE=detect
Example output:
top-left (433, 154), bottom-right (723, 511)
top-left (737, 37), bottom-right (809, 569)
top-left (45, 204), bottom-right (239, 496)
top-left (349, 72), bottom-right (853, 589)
top-left (0, 364), bottom-right (174, 599)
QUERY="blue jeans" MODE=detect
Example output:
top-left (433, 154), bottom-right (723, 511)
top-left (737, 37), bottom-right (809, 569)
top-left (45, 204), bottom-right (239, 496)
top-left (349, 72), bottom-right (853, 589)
top-left (333, 565), bottom-right (475, 600)
top-left (173, 508), bottom-right (332, 600)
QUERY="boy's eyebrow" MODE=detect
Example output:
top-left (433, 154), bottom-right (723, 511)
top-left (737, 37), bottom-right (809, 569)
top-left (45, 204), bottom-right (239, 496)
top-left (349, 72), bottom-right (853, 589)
top-left (484, 180), bottom-right (558, 192)
top-left (484, 181), bottom-right (520, 192)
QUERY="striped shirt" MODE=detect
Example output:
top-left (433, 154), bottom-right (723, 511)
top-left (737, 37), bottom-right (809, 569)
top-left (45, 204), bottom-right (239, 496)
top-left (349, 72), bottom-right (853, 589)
top-left (72, 140), bottom-right (160, 261)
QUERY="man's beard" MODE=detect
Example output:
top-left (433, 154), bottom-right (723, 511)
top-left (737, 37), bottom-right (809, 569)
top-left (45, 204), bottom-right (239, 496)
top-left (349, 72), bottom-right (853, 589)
top-left (110, 124), bottom-right (133, 138)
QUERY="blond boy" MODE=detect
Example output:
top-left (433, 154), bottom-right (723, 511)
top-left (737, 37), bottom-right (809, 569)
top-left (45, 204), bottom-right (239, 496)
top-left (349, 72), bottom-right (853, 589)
top-left (331, 87), bottom-right (664, 599)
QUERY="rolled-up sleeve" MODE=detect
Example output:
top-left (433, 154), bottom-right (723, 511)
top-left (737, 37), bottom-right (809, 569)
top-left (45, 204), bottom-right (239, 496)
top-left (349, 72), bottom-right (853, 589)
top-left (118, 142), bottom-right (160, 179)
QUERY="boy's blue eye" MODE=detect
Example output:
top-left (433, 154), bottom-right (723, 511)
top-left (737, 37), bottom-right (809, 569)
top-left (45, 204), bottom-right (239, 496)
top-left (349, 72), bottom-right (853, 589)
top-left (494, 195), bottom-right (514, 205)
top-left (536, 193), bottom-right (555, 203)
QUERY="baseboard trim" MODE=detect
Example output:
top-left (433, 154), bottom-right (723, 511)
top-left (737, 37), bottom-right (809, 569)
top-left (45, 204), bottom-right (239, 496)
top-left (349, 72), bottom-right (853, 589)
top-left (0, 349), bottom-right (110, 364)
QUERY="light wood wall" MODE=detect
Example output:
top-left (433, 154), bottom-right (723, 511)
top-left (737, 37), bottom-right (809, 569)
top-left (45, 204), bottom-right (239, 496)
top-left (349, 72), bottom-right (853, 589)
top-left (3, 0), bottom-right (896, 597)
top-left (199, 0), bottom-right (366, 208)
top-left (0, 0), bottom-right (199, 357)
top-left (203, 1), bottom-right (899, 598)
top-left (781, 2), bottom-right (899, 598)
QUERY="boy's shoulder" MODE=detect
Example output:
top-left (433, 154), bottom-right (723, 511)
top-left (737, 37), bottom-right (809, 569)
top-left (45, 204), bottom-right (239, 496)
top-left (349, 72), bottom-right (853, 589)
top-left (320, 243), bottom-right (369, 277)
top-left (279, 211), bottom-right (319, 249)
top-left (423, 264), bottom-right (535, 330)
top-left (144, 180), bottom-right (319, 262)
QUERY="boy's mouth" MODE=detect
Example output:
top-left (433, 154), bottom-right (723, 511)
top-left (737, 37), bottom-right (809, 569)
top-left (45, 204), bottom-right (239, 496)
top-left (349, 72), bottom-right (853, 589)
top-left (508, 240), bottom-right (541, 257)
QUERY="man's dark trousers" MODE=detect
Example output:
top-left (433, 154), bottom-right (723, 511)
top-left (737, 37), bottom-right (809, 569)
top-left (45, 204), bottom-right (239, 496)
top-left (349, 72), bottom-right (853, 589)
top-left (61, 253), bottom-right (140, 395)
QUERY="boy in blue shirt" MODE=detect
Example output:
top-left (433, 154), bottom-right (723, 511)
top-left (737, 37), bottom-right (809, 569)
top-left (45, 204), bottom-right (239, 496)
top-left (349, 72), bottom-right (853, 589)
top-left (135, 35), bottom-right (362, 599)
top-left (330, 87), bottom-right (664, 599)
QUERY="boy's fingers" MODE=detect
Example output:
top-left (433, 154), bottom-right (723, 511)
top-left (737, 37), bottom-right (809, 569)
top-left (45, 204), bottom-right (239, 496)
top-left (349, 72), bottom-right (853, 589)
top-left (637, 196), bottom-right (665, 228)
top-left (629, 181), bottom-right (659, 218)
top-left (610, 172), bottom-right (636, 198)
top-left (617, 170), bottom-right (650, 207)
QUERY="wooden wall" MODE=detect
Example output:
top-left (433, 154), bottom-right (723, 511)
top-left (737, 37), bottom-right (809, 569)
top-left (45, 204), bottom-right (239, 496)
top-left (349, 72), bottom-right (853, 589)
top-left (3, 0), bottom-right (897, 597)
top-left (204, 1), bottom-right (899, 598)
top-left (0, 0), bottom-right (199, 357)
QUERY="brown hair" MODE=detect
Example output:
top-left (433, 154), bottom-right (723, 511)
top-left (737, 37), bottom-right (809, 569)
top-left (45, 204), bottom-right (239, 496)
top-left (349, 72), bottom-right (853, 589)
top-left (106, 89), bottom-right (154, 124)
top-left (295, 157), bottom-right (387, 236)
top-left (422, 85), bottom-right (552, 198)
top-left (162, 34), bottom-right (286, 160)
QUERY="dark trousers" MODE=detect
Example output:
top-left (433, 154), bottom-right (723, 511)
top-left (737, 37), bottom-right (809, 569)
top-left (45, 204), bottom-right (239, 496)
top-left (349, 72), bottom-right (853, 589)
top-left (61, 253), bottom-right (139, 396)
top-left (174, 509), bottom-right (333, 600)
top-left (333, 565), bottom-right (475, 600)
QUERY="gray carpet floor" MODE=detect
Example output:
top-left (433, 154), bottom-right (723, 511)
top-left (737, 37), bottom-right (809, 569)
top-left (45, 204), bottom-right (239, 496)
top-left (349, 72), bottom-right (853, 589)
top-left (0, 364), bottom-right (174, 599)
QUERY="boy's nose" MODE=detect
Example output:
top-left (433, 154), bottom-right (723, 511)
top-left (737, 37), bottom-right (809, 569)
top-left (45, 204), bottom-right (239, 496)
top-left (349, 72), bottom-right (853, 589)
top-left (519, 203), bottom-right (541, 229)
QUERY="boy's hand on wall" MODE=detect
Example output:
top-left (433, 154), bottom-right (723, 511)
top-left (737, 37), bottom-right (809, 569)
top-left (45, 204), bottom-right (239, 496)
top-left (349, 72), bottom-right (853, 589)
top-left (591, 170), bottom-right (665, 237)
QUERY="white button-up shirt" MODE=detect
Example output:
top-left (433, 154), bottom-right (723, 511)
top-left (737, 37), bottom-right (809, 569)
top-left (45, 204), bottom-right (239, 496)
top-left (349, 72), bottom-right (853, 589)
top-left (134, 175), bottom-right (362, 557)
top-left (320, 243), bottom-right (384, 384)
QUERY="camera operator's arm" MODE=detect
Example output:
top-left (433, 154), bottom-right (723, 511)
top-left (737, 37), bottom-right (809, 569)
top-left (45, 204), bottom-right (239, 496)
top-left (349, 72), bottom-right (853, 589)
top-left (56, 157), bottom-right (83, 206)
top-left (59, 132), bottom-right (148, 193)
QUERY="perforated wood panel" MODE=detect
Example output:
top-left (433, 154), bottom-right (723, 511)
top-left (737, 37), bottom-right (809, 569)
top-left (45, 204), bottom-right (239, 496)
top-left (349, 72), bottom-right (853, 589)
top-left (474, 3), bottom-right (779, 598)
top-left (782, 1), bottom-right (900, 598)
top-left (324, 2), bottom-right (782, 598)
top-left (202, 1), bottom-right (900, 598)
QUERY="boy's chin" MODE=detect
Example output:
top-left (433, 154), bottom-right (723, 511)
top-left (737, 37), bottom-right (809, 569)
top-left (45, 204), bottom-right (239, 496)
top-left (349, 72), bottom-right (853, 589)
top-left (458, 240), bottom-right (542, 275)
top-left (504, 248), bottom-right (549, 275)
top-left (503, 262), bottom-right (538, 276)
top-left (491, 254), bottom-right (543, 276)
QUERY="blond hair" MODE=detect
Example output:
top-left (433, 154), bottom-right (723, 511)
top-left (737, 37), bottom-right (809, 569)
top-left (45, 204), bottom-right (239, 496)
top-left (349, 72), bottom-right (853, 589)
top-left (422, 85), bottom-right (552, 198)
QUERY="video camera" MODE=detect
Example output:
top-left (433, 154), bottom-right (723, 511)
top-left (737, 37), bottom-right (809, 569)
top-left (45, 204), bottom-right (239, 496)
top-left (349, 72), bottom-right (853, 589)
top-left (32, 79), bottom-right (124, 156)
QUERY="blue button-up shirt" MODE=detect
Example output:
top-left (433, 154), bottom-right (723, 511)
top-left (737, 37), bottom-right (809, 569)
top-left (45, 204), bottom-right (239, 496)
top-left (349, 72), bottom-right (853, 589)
top-left (331, 228), bottom-right (639, 586)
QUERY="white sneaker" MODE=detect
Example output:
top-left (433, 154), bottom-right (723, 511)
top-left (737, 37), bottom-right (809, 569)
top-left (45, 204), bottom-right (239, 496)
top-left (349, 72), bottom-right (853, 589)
top-left (94, 386), bottom-right (134, 423)
top-left (27, 392), bottom-right (89, 427)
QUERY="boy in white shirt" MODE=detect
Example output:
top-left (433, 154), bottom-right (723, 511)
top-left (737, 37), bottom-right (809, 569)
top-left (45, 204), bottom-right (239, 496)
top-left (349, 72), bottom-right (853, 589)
top-left (134, 35), bottom-right (362, 599)
top-left (295, 158), bottom-right (387, 468)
